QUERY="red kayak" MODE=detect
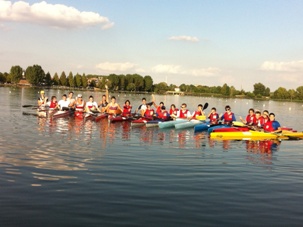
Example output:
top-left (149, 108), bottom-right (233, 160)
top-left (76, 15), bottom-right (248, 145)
top-left (108, 115), bottom-right (133, 123)
top-left (130, 118), bottom-right (151, 127)
top-left (95, 113), bottom-right (108, 122)
top-left (213, 127), bottom-right (250, 133)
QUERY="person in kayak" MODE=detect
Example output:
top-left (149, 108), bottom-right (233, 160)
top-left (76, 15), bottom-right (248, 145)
top-left (208, 107), bottom-right (219, 125)
top-left (169, 104), bottom-right (178, 116)
top-left (67, 91), bottom-right (75, 109)
top-left (171, 103), bottom-right (190, 119)
top-left (75, 94), bottom-right (85, 112)
top-left (122, 100), bottom-right (132, 117)
top-left (46, 96), bottom-right (59, 110)
top-left (158, 106), bottom-right (170, 121)
top-left (98, 87), bottom-right (109, 112)
top-left (58, 94), bottom-right (70, 111)
top-left (239, 108), bottom-right (256, 126)
top-left (189, 104), bottom-right (205, 120)
top-left (37, 90), bottom-right (48, 108)
top-left (220, 105), bottom-right (236, 125)
top-left (85, 95), bottom-right (101, 113)
top-left (263, 113), bottom-right (282, 133)
top-left (143, 103), bottom-right (155, 120)
top-left (104, 96), bottom-right (123, 115)
top-left (135, 98), bottom-right (153, 117)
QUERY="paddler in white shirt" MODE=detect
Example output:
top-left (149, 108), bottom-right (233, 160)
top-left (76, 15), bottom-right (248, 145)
top-left (85, 95), bottom-right (101, 113)
top-left (58, 94), bottom-right (70, 111)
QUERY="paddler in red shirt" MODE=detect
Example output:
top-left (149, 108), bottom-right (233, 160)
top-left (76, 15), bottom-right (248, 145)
top-left (240, 108), bottom-right (256, 126)
top-left (208, 107), bottom-right (219, 125)
top-left (220, 105), bottom-right (236, 125)
top-left (171, 103), bottom-right (190, 119)
top-left (189, 104), bottom-right (205, 120)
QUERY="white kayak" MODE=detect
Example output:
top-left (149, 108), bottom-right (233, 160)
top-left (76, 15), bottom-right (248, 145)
top-left (158, 118), bottom-right (188, 129)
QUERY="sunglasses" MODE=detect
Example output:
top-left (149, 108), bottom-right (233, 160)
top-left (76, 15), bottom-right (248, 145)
top-left (225, 108), bottom-right (230, 111)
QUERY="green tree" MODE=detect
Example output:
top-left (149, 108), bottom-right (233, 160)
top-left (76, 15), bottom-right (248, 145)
top-left (68, 72), bottom-right (75, 87)
top-left (75, 74), bottom-right (82, 87)
top-left (221, 83), bottom-right (230, 96)
top-left (273, 87), bottom-right (289, 99)
top-left (10, 65), bottom-right (23, 84)
top-left (25, 65), bottom-right (45, 85)
top-left (45, 72), bottom-right (52, 86)
top-left (296, 86), bottom-right (303, 100)
top-left (108, 74), bottom-right (120, 90)
top-left (52, 73), bottom-right (60, 85)
top-left (126, 82), bottom-right (136, 91)
top-left (0, 72), bottom-right (6, 83)
top-left (154, 82), bottom-right (168, 94)
top-left (119, 74), bottom-right (126, 90)
top-left (144, 75), bottom-right (153, 91)
top-left (59, 71), bottom-right (67, 86)
top-left (82, 74), bottom-right (88, 88)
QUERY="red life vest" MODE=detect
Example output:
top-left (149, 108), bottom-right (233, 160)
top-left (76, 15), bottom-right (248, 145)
top-left (160, 111), bottom-right (170, 120)
top-left (263, 121), bottom-right (274, 132)
top-left (192, 110), bottom-right (202, 119)
top-left (246, 114), bottom-right (256, 125)
top-left (179, 109), bottom-right (189, 118)
top-left (49, 101), bottom-right (57, 109)
top-left (169, 108), bottom-right (178, 115)
top-left (144, 109), bottom-right (154, 117)
top-left (123, 105), bottom-right (132, 115)
top-left (209, 113), bottom-right (219, 124)
top-left (75, 101), bottom-right (85, 111)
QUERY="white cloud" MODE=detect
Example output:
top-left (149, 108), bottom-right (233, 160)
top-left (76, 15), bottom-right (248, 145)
top-left (0, 0), bottom-right (113, 29)
top-left (151, 64), bottom-right (220, 77)
top-left (96, 62), bottom-right (137, 72)
top-left (191, 67), bottom-right (220, 77)
top-left (261, 60), bottom-right (303, 72)
top-left (152, 64), bottom-right (183, 74)
top-left (169, 35), bottom-right (199, 42)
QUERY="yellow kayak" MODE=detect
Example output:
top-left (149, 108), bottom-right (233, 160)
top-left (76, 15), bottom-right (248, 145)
top-left (210, 130), bottom-right (286, 140)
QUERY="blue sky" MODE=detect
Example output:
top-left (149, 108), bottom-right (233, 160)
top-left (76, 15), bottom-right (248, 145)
top-left (1, 0), bottom-right (303, 91)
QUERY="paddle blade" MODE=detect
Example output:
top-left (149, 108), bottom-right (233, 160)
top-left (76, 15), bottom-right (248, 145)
top-left (203, 102), bottom-right (209, 111)
top-left (22, 105), bottom-right (36, 108)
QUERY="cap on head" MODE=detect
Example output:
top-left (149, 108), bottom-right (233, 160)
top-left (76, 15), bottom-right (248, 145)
top-left (77, 94), bottom-right (82, 98)
top-left (40, 90), bottom-right (45, 94)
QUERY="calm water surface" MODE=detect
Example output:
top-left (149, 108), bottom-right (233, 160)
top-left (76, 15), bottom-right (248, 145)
top-left (1, 87), bottom-right (303, 226)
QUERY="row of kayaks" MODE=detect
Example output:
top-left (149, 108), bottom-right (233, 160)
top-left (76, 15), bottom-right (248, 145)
top-left (23, 109), bottom-right (303, 140)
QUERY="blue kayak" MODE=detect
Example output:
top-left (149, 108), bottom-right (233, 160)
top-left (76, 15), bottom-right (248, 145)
top-left (194, 123), bottom-right (230, 133)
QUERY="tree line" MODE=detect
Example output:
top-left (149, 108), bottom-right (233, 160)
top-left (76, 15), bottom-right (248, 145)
top-left (1, 64), bottom-right (303, 101)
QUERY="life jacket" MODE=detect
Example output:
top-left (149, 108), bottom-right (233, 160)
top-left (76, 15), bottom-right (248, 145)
top-left (209, 113), bottom-right (219, 124)
top-left (160, 111), bottom-right (170, 120)
top-left (75, 101), bottom-right (85, 111)
top-left (192, 110), bottom-right (202, 119)
top-left (222, 112), bottom-right (235, 123)
top-left (169, 108), bottom-right (178, 115)
top-left (123, 105), bottom-right (132, 115)
top-left (246, 114), bottom-right (256, 125)
top-left (49, 101), bottom-right (57, 109)
top-left (179, 109), bottom-right (189, 118)
top-left (263, 121), bottom-right (275, 132)
top-left (144, 109), bottom-right (154, 118)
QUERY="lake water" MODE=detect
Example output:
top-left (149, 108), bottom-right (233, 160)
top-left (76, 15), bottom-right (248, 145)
top-left (1, 87), bottom-right (303, 226)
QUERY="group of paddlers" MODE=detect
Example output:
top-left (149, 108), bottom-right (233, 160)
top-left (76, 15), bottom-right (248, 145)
top-left (37, 90), bottom-right (281, 132)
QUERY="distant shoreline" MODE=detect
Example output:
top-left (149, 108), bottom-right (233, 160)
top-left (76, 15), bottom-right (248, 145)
top-left (1, 83), bottom-right (302, 103)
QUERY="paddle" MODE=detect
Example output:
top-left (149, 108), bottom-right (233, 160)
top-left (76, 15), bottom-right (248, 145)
top-left (202, 102), bottom-right (208, 111)
top-left (22, 104), bottom-right (37, 108)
